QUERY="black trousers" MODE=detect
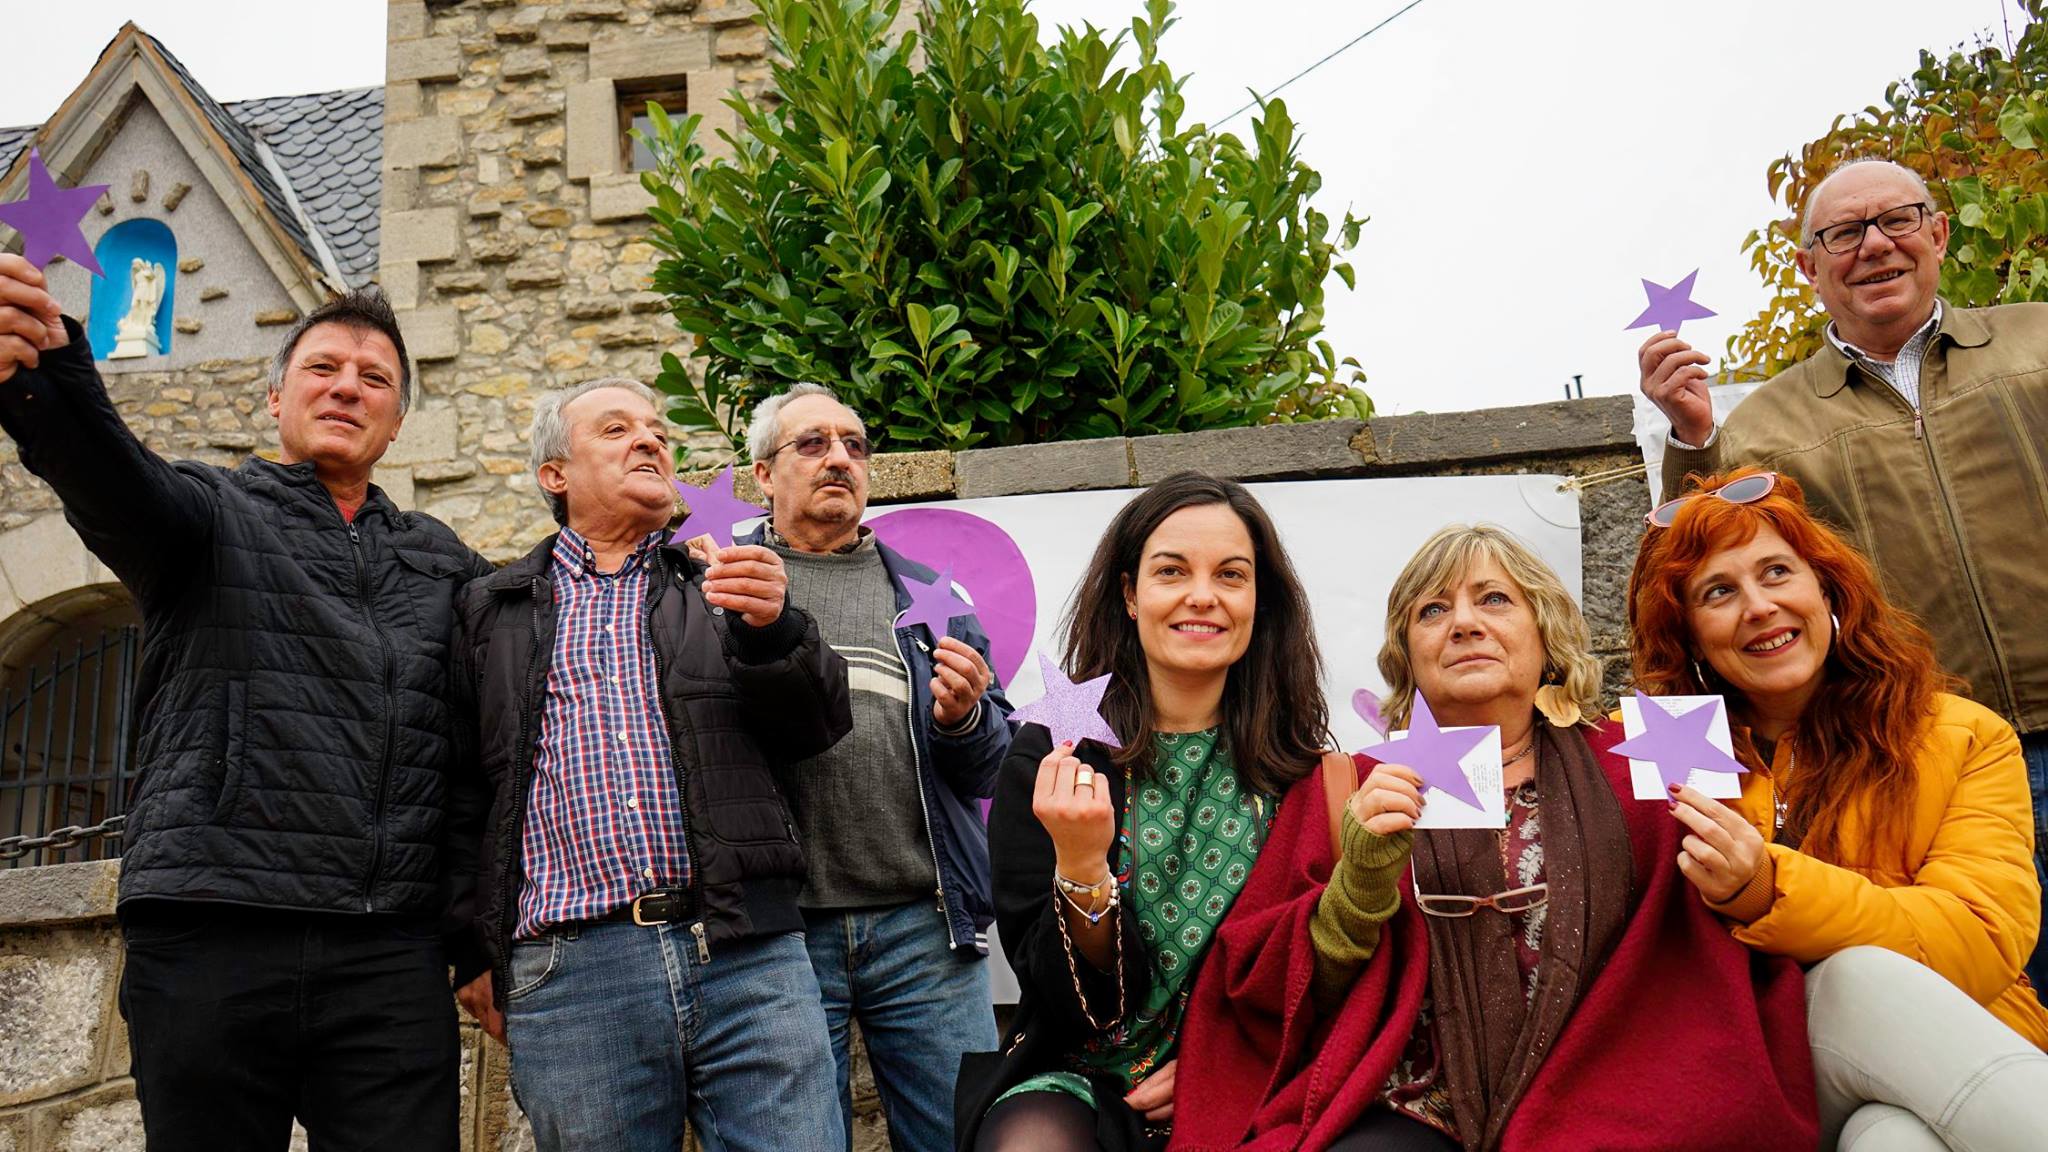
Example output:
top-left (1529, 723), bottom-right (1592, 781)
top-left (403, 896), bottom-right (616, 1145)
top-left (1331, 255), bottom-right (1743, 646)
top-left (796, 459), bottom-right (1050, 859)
top-left (118, 900), bottom-right (459, 1152)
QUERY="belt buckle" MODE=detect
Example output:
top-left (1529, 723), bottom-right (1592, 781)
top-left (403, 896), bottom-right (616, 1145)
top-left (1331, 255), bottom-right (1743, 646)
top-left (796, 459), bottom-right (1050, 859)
top-left (630, 892), bottom-right (661, 926)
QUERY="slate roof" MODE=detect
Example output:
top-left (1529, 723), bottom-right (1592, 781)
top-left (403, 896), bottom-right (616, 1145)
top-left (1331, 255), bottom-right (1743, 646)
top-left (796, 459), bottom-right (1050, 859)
top-left (0, 127), bottom-right (34, 183)
top-left (227, 87), bottom-right (383, 286)
top-left (0, 33), bottom-right (383, 289)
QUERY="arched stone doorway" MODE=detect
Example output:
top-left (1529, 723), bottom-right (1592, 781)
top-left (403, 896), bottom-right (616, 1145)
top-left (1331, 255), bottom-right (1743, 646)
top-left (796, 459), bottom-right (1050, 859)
top-left (0, 514), bottom-right (141, 868)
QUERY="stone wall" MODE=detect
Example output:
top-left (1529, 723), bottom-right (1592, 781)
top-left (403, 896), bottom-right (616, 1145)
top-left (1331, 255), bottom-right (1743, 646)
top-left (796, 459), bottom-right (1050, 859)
top-left (378, 0), bottom-right (797, 560)
top-left (0, 399), bottom-right (1651, 1152)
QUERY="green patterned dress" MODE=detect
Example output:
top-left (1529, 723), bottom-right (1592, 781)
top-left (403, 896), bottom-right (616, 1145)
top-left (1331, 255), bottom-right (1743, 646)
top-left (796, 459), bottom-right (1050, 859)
top-left (997, 728), bottom-right (1276, 1110)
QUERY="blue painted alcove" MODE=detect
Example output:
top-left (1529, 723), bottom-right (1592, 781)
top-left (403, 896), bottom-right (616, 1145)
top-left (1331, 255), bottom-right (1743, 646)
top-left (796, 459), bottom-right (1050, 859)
top-left (87, 219), bottom-right (177, 360)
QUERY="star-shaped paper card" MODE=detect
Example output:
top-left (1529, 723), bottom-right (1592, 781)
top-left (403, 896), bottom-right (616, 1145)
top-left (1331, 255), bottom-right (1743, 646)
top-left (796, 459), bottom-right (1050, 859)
top-left (1008, 652), bottom-right (1120, 750)
top-left (896, 565), bottom-right (978, 638)
top-left (0, 149), bottom-right (109, 275)
top-left (1625, 269), bottom-right (1716, 336)
top-left (670, 466), bottom-right (762, 550)
top-left (1352, 688), bottom-right (1391, 741)
top-left (1376, 695), bottom-right (1505, 830)
top-left (1613, 692), bottom-right (1747, 800)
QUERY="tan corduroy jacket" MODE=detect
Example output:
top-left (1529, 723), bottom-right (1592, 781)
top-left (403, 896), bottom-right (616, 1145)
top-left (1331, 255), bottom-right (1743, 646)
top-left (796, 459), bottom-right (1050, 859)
top-left (1664, 301), bottom-right (2048, 734)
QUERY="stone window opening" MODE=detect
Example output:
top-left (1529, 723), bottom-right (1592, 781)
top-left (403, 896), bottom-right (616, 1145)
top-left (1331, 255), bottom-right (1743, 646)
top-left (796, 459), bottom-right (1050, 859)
top-left (618, 79), bottom-right (689, 174)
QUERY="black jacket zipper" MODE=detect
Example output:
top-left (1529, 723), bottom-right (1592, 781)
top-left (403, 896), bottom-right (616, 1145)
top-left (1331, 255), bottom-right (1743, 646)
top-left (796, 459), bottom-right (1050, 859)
top-left (351, 518), bottom-right (399, 912)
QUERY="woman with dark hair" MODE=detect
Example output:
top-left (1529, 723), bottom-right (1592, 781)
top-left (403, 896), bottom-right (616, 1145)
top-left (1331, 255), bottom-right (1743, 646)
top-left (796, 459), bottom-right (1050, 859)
top-left (954, 471), bottom-right (1343, 1152)
top-left (1630, 468), bottom-right (2048, 1150)
top-left (1168, 524), bottom-right (1816, 1152)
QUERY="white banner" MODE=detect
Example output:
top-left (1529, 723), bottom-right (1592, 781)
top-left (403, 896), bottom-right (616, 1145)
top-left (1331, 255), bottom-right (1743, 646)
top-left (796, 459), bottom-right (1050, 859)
top-left (861, 474), bottom-right (1583, 1001)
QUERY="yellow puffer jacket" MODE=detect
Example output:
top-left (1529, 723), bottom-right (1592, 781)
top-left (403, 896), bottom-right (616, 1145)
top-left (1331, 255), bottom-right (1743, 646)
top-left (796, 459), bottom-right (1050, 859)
top-left (1722, 692), bottom-right (2048, 1047)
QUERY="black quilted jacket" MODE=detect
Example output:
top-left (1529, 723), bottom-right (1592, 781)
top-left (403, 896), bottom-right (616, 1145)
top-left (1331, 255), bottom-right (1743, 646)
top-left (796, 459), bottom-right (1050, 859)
top-left (458, 534), bottom-right (852, 1008)
top-left (0, 321), bottom-right (495, 951)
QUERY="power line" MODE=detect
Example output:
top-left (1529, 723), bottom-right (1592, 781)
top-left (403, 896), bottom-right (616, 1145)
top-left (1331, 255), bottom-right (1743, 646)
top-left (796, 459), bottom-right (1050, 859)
top-left (1213, 0), bottom-right (1434, 127)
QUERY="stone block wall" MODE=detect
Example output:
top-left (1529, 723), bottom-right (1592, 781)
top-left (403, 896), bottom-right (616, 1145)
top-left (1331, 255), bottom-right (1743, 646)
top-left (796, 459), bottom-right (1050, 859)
top-left (378, 0), bottom-right (795, 560)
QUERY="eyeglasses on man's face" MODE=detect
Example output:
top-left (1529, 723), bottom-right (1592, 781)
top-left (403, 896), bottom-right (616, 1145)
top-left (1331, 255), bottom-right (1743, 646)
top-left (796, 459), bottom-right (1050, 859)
top-left (1806, 201), bottom-right (1936, 256)
top-left (769, 431), bottom-right (871, 461)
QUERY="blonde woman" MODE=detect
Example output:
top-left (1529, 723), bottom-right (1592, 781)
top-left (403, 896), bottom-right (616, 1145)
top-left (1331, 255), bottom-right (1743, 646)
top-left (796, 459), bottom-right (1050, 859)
top-left (1171, 525), bottom-right (1816, 1152)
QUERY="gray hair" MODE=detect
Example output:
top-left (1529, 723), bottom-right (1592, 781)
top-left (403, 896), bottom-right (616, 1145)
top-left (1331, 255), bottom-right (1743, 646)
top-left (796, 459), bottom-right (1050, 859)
top-left (528, 376), bottom-right (665, 526)
top-left (746, 382), bottom-right (860, 463)
top-left (1800, 158), bottom-right (1936, 245)
top-left (267, 287), bottom-right (413, 415)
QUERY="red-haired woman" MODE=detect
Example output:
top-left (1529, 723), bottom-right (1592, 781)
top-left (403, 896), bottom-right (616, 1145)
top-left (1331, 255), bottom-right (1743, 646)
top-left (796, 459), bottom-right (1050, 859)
top-left (1629, 469), bottom-right (2048, 1150)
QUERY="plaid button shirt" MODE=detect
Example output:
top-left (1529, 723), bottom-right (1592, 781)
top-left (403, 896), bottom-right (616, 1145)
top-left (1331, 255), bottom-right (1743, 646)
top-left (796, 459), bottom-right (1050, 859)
top-left (1827, 301), bottom-right (1943, 412)
top-left (516, 528), bottom-right (691, 938)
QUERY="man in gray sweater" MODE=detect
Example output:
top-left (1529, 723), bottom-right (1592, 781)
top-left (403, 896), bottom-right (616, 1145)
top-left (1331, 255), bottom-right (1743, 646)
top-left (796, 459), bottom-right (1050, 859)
top-left (736, 384), bottom-right (1013, 1152)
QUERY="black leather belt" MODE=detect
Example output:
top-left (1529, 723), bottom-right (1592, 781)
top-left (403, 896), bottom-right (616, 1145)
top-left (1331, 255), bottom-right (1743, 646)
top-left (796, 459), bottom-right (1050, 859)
top-left (597, 887), bottom-right (693, 926)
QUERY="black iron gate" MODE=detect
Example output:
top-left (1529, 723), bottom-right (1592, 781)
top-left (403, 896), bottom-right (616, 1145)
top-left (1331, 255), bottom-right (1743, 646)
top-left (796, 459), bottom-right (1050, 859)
top-left (0, 625), bottom-right (141, 867)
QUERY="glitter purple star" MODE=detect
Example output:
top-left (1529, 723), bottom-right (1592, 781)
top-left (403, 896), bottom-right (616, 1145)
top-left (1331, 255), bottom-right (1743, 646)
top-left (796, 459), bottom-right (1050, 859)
top-left (0, 149), bottom-right (109, 275)
top-left (1377, 694), bottom-right (1492, 811)
top-left (670, 465), bottom-right (762, 549)
top-left (1611, 692), bottom-right (1749, 794)
top-left (896, 564), bottom-right (977, 637)
top-left (1625, 269), bottom-right (1716, 335)
top-left (1009, 652), bottom-right (1120, 750)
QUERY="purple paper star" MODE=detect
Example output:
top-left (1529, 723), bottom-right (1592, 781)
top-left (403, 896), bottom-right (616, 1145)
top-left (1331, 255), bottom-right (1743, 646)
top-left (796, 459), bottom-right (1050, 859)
top-left (897, 565), bottom-right (977, 637)
top-left (1625, 269), bottom-right (1716, 335)
top-left (0, 149), bottom-right (109, 275)
top-left (1377, 694), bottom-right (1492, 810)
top-left (670, 465), bottom-right (762, 549)
top-left (1351, 688), bottom-right (1390, 738)
top-left (1009, 652), bottom-right (1120, 750)
top-left (1611, 692), bottom-right (1749, 793)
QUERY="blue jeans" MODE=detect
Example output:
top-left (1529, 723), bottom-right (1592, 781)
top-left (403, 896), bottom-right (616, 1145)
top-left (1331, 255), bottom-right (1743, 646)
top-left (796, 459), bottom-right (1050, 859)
top-left (804, 901), bottom-right (997, 1152)
top-left (2025, 731), bottom-right (2048, 993)
top-left (504, 922), bottom-right (838, 1152)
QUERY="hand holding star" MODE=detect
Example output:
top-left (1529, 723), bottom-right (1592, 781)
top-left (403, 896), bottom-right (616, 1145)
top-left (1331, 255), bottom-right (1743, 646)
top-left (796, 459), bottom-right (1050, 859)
top-left (0, 254), bottom-right (70, 386)
top-left (1668, 784), bottom-right (1765, 903)
top-left (930, 637), bottom-right (991, 730)
top-left (702, 544), bottom-right (786, 627)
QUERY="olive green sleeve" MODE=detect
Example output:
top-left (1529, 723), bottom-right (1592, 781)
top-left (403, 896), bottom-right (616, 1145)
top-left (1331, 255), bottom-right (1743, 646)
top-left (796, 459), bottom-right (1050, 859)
top-left (1309, 810), bottom-right (1413, 1016)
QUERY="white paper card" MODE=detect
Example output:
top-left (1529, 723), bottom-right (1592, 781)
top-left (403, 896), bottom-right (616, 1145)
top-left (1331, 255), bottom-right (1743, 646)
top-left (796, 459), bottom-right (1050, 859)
top-left (1387, 725), bottom-right (1508, 830)
top-left (1618, 694), bottom-right (1745, 800)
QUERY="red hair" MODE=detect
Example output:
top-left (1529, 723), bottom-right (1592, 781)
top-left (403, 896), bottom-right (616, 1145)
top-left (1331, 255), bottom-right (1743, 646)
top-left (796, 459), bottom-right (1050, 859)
top-left (1627, 469), bottom-right (1951, 863)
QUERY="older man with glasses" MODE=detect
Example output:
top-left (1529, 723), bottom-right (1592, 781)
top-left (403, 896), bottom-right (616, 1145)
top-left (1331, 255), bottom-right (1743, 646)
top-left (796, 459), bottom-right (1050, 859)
top-left (1636, 156), bottom-right (2048, 990)
top-left (727, 383), bottom-right (1012, 1152)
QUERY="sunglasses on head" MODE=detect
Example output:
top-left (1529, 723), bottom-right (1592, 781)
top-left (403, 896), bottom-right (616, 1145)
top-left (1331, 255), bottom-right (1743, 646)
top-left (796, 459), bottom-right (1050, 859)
top-left (1645, 472), bottom-right (1778, 528)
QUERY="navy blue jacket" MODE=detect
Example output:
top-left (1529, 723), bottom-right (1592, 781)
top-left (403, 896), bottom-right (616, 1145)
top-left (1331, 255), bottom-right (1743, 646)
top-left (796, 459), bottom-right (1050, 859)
top-left (742, 525), bottom-right (1013, 953)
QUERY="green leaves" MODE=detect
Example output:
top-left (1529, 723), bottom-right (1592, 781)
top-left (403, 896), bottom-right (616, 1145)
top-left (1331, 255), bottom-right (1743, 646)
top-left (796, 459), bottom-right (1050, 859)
top-left (636, 0), bottom-right (1367, 459)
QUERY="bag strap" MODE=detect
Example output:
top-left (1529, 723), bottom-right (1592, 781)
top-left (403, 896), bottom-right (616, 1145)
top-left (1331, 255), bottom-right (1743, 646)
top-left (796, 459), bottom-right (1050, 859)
top-left (1320, 749), bottom-right (1358, 857)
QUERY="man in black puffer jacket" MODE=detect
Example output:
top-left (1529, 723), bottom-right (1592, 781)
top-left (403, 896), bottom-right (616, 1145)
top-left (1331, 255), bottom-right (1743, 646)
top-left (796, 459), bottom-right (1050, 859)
top-left (451, 377), bottom-right (851, 1152)
top-left (0, 255), bottom-right (493, 1152)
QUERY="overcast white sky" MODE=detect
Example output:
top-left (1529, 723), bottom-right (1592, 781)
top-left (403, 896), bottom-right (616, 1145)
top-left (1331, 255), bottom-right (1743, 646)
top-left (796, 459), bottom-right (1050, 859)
top-left (6, 0), bottom-right (2026, 414)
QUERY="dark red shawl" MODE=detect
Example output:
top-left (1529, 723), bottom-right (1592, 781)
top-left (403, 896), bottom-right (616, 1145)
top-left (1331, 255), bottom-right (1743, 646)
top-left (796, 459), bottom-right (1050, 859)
top-left (1168, 723), bottom-right (1816, 1152)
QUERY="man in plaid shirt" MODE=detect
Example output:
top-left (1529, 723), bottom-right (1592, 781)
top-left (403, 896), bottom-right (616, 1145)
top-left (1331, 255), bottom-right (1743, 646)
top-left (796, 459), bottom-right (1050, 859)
top-left (454, 377), bottom-right (851, 1152)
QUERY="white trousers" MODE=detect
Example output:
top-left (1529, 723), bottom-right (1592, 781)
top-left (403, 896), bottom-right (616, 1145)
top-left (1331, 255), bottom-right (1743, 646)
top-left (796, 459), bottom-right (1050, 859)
top-left (1807, 946), bottom-right (2048, 1151)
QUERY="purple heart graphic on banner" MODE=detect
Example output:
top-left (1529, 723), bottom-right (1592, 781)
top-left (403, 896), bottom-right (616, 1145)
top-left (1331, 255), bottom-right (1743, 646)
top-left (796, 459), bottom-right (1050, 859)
top-left (866, 506), bottom-right (1034, 688)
